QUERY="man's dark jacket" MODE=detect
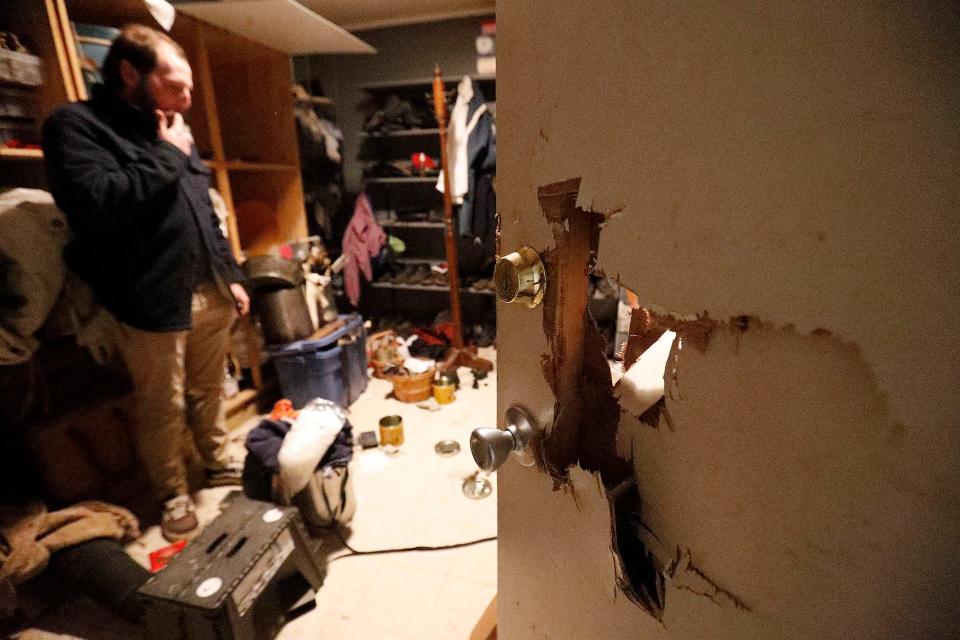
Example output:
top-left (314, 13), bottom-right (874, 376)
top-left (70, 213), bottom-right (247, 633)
top-left (42, 86), bottom-right (243, 332)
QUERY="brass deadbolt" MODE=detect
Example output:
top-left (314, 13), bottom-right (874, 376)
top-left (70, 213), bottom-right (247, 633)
top-left (494, 246), bottom-right (546, 308)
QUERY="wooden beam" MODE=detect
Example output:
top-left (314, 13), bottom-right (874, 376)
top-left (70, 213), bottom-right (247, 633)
top-left (432, 65), bottom-right (464, 349)
top-left (470, 595), bottom-right (497, 640)
top-left (45, 0), bottom-right (78, 102)
top-left (54, 0), bottom-right (88, 100)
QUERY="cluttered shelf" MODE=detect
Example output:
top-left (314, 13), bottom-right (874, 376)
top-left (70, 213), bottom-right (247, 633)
top-left (370, 282), bottom-right (496, 296)
top-left (395, 257), bottom-right (444, 265)
top-left (358, 73), bottom-right (495, 90)
top-left (359, 128), bottom-right (441, 138)
top-left (365, 176), bottom-right (437, 184)
top-left (381, 220), bottom-right (444, 229)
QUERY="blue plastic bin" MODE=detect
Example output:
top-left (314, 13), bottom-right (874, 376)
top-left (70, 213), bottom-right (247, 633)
top-left (269, 314), bottom-right (368, 409)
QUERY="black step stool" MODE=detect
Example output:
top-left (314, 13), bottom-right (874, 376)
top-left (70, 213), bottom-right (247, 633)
top-left (138, 494), bottom-right (325, 640)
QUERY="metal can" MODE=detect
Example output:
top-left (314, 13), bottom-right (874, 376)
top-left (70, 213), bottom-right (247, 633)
top-left (378, 415), bottom-right (404, 446)
top-left (432, 382), bottom-right (455, 405)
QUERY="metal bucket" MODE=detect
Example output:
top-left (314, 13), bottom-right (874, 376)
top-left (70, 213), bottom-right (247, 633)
top-left (253, 286), bottom-right (313, 345)
top-left (242, 255), bottom-right (304, 291)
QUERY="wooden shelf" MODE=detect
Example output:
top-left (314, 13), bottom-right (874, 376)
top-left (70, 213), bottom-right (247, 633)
top-left (223, 388), bottom-right (257, 417)
top-left (396, 257), bottom-right (444, 265)
top-left (173, 0), bottom-right (374, 55)
top-left (0, 113), bottom-right (39, 122)
top-left (381, 220), bottom-right (445, 229)
top-left (0, 148), bottom-right (43, 160)
top-left (205, 160), bottom-right (299, 172)
top-left (222, 387), bottom-right (261, 430)
top-left (360, 128), bottom-right (441, 138)
top-left (0, 1), bottom-right (74, 115)
top-left (359, 74), bottom-right (495, 90)
top-left (366, 176), bottom-right (437, 184)
top-left (227, 161), bottom-right (298, 172)
top-left (371, 282), bottom-right (496, 296)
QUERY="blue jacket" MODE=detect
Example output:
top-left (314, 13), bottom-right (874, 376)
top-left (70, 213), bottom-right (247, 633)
top-left (42, 86), bottom-right (243, 331)
top-left (458, 78), bottom-right (496, 239)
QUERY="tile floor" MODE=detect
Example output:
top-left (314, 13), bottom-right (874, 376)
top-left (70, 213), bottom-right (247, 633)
top-left (124, 347), bottom-right (500, 640)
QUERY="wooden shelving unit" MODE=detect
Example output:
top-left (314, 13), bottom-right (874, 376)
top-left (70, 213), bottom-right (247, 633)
top-left (353, 73), bottom-right (497, 325)
top-left (0, 1), bottom-right (74, 175)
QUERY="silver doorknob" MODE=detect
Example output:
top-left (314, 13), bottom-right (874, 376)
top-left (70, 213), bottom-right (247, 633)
top-left (470, 405), bottom-right (537, 471)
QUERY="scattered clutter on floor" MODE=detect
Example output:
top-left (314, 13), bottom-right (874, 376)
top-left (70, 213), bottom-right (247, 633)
top-left (2, 337), bottom-right (498, 638)
top-left (3, 9), bottom-right (500, 638)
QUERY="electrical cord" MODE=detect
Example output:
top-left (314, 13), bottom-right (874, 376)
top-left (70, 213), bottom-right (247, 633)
top-left (327, 526), bottom-right (496, 562)
top-left (319, 477), bottom-right (496, 562)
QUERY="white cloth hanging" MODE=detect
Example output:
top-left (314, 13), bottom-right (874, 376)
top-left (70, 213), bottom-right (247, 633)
top-left (436, 76), bottom-right (487, 204)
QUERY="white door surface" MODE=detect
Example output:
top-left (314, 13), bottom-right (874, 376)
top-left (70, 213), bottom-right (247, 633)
top-left (493, 2), bottom-right (960, 638)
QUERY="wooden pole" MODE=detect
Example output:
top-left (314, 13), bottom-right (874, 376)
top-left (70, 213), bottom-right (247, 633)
top-left (432, 65), bottom-right (465, 349)
top-left (430, 66), bottom-right (493, 374)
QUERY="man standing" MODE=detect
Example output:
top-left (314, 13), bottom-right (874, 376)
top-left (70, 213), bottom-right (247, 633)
top-left (42, 25), bottom-right (250, 541)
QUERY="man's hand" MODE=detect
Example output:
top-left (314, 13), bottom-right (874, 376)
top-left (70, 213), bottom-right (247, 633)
top-left (156, 110), bottom-right (191, 156)
top-left (230, 283), bottom-right (250, 317)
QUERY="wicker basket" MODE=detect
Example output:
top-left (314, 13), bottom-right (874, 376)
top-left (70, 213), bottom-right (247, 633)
top-left (391, 369), bottom-right (435, 403)
top-left (367, 330), bottom-right (403, 379)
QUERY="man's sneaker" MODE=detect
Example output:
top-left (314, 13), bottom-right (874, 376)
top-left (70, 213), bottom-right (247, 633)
top-left (161, 494), bottom-right (198, 542)
top-left (205, 459), bottom-right (244, 487)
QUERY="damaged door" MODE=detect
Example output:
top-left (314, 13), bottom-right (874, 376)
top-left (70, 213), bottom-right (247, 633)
top-left (494, 2), bottom-right (960, 639)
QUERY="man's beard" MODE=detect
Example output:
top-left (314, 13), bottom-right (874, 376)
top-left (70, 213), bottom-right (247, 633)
top-left (130, 74), bottom-right (157, 114)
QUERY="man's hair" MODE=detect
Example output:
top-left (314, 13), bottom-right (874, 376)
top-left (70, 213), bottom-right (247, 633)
top-left (101, 24), bottom-right (186, 92)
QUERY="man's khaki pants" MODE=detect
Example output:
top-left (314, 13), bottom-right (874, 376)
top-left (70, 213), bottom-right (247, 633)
top-left (114, 284), bottom-right (236, 500)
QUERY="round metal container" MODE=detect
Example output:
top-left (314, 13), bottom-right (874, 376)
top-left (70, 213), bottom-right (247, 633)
top-left (253, 286), bottom-right (313, 345)
top-left (379, 415), bottom-right (404, 447)
top-left (242, 255), bottom-right (304, 291)
top-left (434, 440), bottom-right (461, 456)
top-left (432, 382), bottom-right (455, 405)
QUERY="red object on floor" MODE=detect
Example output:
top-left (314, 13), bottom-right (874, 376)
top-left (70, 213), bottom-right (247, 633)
top-left (149, 539), bottom-right (188, 572)
top-left (415, 322), bottom-right (457, 347)
top-left (270, 398), bottom-right (299, 421)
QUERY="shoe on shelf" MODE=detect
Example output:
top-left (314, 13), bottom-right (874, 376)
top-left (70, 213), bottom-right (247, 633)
top-left (205, 459), bottom-right (244, 487)
top-left (393, 266), bottom-right (414, 284)
top-left (161, 494), bottom-right (198, 542)
top-left (407, 264), bottom-right (431, 285)
top-left (471, 278), bottom-right (493, 292)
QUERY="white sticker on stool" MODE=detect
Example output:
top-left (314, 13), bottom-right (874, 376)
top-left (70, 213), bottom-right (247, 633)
top-left (196, 577), bottom-right (223, 598)
top-left (263, 508), bottom-right (283, 523)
